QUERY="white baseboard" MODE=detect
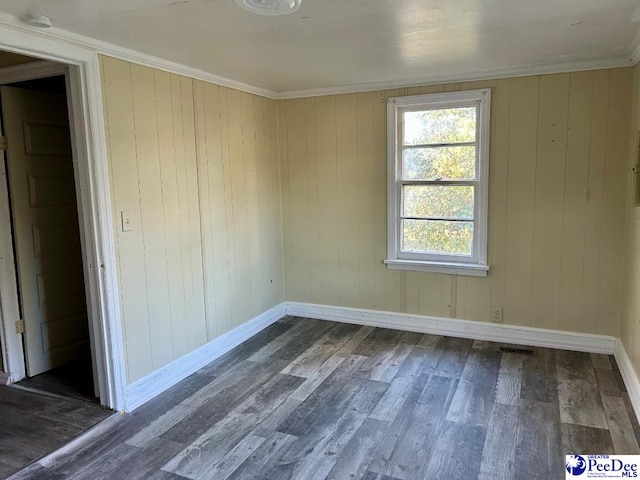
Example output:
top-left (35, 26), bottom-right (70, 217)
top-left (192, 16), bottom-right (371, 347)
top-left (124, 302), bottom-right (286, 411)
top-left (122, 300), bottom-right (624, 411)
top-left (285, 302), bottom-right (617, 355)
top-left (614, 339), bottom-right (640, 423)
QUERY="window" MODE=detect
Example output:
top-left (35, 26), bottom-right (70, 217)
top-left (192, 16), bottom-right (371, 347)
top-left (384, 89), bottom-right (491, 277)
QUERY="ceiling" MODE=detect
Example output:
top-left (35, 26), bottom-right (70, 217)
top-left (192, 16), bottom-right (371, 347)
top-left (0, 0), bottom-right (638, 93)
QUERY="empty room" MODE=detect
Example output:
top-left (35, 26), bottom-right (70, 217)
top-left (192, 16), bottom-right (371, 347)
top-left (0, 0), bottom-right (639, 479)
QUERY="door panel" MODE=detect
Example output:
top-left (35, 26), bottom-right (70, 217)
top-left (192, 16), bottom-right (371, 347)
top-left (1, 86), bottom-right (89, 376)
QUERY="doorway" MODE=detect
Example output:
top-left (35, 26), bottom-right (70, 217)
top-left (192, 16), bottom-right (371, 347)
top-left (0, 73), bottom-right (97, 402)
top-left (0, 24), bottom-right (127, 412)
top-left (0, 50), bottom-right (118, 476)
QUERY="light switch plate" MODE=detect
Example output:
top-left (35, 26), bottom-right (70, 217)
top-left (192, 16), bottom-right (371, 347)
top-left (121, 210), bottom-right (133, 232)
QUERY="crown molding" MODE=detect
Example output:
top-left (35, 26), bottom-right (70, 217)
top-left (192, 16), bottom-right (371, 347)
top-left (276, 57), bottom-right (633, 99)
top-left (0, 12), bottom-right (279, 99)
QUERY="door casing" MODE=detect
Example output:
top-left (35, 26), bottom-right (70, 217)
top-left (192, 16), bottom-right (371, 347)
top-left (0, 33), bottom-right (125, 411)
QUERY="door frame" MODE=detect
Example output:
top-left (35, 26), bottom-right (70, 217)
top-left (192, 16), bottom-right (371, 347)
top-left (0, 26), bottom-right (125, 410)
top-left (0, 61), bottom-right (98, 382)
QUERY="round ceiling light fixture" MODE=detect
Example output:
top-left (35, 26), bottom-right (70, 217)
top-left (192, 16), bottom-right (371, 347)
top-left (234, 0), bottom-right (301, 16)
top-left (24, 14), bottom-right (52, 28)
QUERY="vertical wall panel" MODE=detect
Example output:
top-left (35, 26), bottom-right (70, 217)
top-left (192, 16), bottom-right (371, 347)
top-left (598, 69), bottom-right (633, 336)
top-left (100, 57), bottom-right (152, 382)
top-left (193, 80), bottom-right (214, 338)
top-left (100, 57), bottom-right (284, 384)
top-left (503, 76), bottom-right (539, 327)
top-left (279, 68), bottom-right (632, 336)
top-left (404, 272), bottom-right (419, 315)
top-left (488, 78), bottom-right (511, 319)
top-left (180, 77), bottom-right (207, 349)
top-left (372, 91), bottom-right (393, 312)
top-left (278, 100), bottom-right (293, 306)
top-left (530, 74), bottom-right (570, 330)
top-left (154, 70), bottom-right (187, 361)
top-left (218, 86), bottom-right (237, 334)
top-left (254, 96), bottom-right (270, 310)
top-left (559, 72), bottom-right (593, 333)
top-left (227, 89), bottom-right (251, 327)
top-left (305, 98), bottom-right (320, 305)
top-left (194, 84), bottom-right (283, 337)
top-left (256, 96), bottom-right (284, 309)
top-left (130, 64), bottom-right (173, 369)
top-left (241, 93), bottom-right (262, 318)
top-left (286, 99), bottom-right (310, 303)
top-left (314, 96), bottom-right (341, 306)
top-left (169, 74), bottom-right (196, 359)
top-left (582, 71), bottom-right (611, 334)
top-left (336, 94), bottom-right (360, 308)
top-left (356, 92), bottom-right (376, 309)
top-left (417, 274), bottom-right (452, 318)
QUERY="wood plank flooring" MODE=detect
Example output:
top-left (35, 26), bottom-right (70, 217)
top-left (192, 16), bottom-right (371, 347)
top-left (10, 316), bottom-right (640, 480)
top-left (0, 384), bottom-right (113, 478)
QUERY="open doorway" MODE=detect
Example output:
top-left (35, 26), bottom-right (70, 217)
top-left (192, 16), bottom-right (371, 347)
top-left (0, 72), bottom-right (97, 402)
top-left (0, 24), bottom-right (126, 414)
top-left (0, 50), bottom-right (112, 406)
top-left (0, 50), bottom-right (115, 477)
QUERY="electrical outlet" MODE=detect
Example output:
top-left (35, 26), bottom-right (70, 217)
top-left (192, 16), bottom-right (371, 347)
top-left (491, 306), bottom-right (503, 323)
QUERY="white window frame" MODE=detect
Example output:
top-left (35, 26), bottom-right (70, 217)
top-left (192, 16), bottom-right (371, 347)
top-left (384, 89), bottom-right (491, 277)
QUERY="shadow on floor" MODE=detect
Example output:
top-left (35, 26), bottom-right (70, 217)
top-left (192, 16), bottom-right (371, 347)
top-left (16, 358), bottom-right (98, 403)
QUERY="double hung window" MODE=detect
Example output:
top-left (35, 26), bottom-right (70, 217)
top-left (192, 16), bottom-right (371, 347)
top-left (385, 89), bottom-right (491, 276)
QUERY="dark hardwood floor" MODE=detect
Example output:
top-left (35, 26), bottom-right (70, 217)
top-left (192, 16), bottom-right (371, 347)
top-left (0, 384), bottom-right (113, 478)
top-left (10, 316), bottom-right (640, 480)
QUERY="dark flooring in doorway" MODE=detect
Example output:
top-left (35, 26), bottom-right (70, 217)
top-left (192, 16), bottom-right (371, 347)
top-left (16, 358), bottom-right (98, 404)
top-left (9, 316), bottom-right (640, 480)
top-left (0, 384), bottom-right (112, 478)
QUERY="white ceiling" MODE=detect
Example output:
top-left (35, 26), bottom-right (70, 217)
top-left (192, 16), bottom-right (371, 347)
top-left (0, 0), bottom-right (638, 93)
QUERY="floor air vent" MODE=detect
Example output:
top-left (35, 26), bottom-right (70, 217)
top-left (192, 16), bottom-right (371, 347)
top-left (499, 346), bottom-right (537, 356)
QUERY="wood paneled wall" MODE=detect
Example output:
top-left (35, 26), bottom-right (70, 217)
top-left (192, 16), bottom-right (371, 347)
top-left (100, 56), bottom-right (283, 383)
top-left (279, 68), bottom-right (633, 336)
top-left (620, 63), bottom-right (640, 373)
top-left (100, 56), bottom-right (633, 384)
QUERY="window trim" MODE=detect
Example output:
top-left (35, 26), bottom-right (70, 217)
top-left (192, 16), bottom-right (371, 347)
top-left (384, 89), bottom-right (491, 277)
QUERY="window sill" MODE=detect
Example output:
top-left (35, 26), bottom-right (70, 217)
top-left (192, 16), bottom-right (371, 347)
top-left (384, 259), bottom-right (489, 277)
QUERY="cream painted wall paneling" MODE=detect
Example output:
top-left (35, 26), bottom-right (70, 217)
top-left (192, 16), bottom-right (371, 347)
top-left (99, 56), bottom-right (284, 384)
top-left (99, 54), bottom-right (633, 388)
top-left (279, 68), bottom-right (633, 337)
top-left (194, 81), bottom-right (284, 337)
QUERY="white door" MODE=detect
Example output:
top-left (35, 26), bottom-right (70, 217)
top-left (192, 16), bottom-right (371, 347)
top-left (1, 86), bottom-right (89, 377)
